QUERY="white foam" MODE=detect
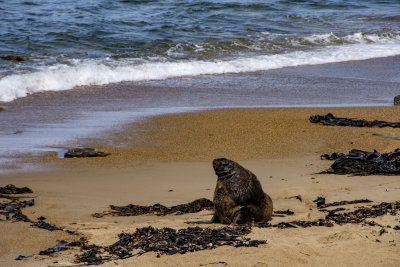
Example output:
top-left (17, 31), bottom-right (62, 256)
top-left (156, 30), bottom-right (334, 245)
top-left (1, 35), bottom-right (400, 102)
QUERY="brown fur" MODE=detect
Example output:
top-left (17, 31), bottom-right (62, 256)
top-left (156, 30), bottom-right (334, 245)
top-left (211, 158), bottom-right (273, 224)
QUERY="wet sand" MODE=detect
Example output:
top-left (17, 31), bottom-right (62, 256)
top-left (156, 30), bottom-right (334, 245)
top-left (1, 106), bottom-right (400, 266)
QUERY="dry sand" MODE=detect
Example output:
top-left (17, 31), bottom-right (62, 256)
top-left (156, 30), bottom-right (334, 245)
top-left (1, 107), bottom-right (400, 266)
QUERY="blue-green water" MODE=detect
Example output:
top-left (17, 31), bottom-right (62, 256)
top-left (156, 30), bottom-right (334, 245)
top-left (0, 0), bottom-right (399, 102)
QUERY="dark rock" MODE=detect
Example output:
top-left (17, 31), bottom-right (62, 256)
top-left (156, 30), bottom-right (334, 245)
top-left (394, 95), bottom-right (400, 106)
top-left (0, 55), bottom-right (24, 62)
top-left (309, 113), bottom-right (400, 128)
top-left (64, 147), bottom-right (110, 158)
top-left (0, 184), bottom-right (33, 194)
top-left (321, 149), bottom-right (400, 175)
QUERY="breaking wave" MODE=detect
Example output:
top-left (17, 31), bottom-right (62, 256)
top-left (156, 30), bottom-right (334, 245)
top-left (1, 33), bottom-right (400, 102)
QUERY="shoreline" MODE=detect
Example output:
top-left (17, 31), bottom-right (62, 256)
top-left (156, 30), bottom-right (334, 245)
top-left (1, 55), bottom-right (400, 170)
top-left (1, 106), bottom-right (400, 266)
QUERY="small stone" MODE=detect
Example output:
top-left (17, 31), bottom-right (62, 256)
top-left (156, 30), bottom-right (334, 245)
top-left (0, 55), bottom-right (24, 62)
top-left (394, 95), bottom-right (400, 106)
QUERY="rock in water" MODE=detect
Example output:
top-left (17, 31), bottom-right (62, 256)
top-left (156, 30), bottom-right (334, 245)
top-left (64, 147), bottom-right (110, 158)
top-left (0, 55), bottom-right (24, 62)
top-left (394, 95), bottom-right (400, 106)
top-left (211, 158), bottom-right (273, 224)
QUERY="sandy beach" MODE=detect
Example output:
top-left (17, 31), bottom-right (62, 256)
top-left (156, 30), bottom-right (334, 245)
top-left (1, 106), bottom-right (400, 266)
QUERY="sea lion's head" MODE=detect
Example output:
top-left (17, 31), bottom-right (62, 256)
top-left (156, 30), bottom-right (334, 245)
top-left (213, 158), bottom-right (235, 178)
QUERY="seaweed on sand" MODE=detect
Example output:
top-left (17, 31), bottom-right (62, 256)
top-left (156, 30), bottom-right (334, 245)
top-left (92, 198), bottom-right (214, 218)
top-left (309, 113), bottom-right (400, 128)
top-left (321, 149), bottom-right (400, 175)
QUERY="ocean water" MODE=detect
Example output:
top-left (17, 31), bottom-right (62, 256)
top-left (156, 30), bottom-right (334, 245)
top-left (0, 0), bottom-right (399, 102)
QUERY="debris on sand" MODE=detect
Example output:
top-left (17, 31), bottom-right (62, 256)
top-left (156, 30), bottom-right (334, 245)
top-left (64, 147), bottom-right (110, 158)
top-left (1, 185), bottom-right (34, 222)
top-left (309, 113), bottom-right (400, 128)
top-left (326, 201), bottom-right (400, 224)
top-left (39, 240), bottom-right (69, 255)
top-left (321, 149), bottom-right (400, 175)
top-left (16, 241), bottom-right (70, 260)
top-left (75, 226), bottom-right (266, 265)
top-left (108, 226), bottom-right (265, 256)
top-left (312, 197), bottom-right (372, 208)
top-left (257, 200), bottom-right (400, 229)
top-left (273, 209), bottom-right (295, 216)
top-left (287, 195), bottom-right (302, 202)
top-left (31, 219), bottom-right (63, 231)
top-left (92, 198), bottom-right (214, 218)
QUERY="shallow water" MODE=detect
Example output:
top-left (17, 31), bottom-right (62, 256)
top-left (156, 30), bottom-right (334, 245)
top-left (0, 56), bottom-right (399, 169)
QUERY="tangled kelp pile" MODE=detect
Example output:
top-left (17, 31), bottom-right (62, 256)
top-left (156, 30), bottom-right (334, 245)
top-left (309, 113), bottom-right (400, 128)
top-left (312, 196), bottom-right (372, 208)
top-left (75, 226), bottom-right (266, 265)
top-left (321, 149), bottom-right (400, 175)
top-left (93, 198), bottom-right (214, 218)
top-left (0, 184), bottom-right (78, 237)
top-left (257, 200), bottom-right (400, 229)
top-left (7, 190), bottom-right (400, 265)
top-left (324, 201), bottom-right (400, 224)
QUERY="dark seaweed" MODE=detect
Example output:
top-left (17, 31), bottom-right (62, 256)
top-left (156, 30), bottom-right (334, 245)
top-left (75, 226), bottom-right (266, 265)
top-left (93, 198), bottom-right (214, 218)
top-left (31, 220), bottom-right (63, 231)
top-left (318, 199), bottom-right (372, 208)
top-left (75, 250), bottom-right (104, 265)
top-left (256, 201), bottom-right (400, 229)
top-left (313, 197), bottom-right (326, 207)
top-left (1, 200), bottom-right (34, 222)
top-left (326, 201), bottom-right (400, 224)
top-left (274, 209), bottom-right (295, 216)
top-left (39, 240), bottom-right (68, 255)
top-left (309, 113), bottom-right (400, 128)
top-left (256, 219), bottom-right (333, 229)
top-left (321, 149), bottom-right (400, 175)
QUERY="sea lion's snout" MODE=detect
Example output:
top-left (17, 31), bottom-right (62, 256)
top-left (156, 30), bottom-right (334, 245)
top-left (213, 158), bottom-right (232, 175)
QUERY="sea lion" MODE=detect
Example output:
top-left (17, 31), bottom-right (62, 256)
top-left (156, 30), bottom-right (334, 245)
top-left (211, 158), bottom-right (273, 224)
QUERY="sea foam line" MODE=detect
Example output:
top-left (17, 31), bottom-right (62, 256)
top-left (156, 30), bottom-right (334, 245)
top-left (1, 39), bottom-right (400, 102)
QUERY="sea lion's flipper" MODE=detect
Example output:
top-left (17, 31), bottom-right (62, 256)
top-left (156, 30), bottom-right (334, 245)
top-left (233, 206), bottom-right (254, 224)
top-left (210, 213), bottom-right (221, 223)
